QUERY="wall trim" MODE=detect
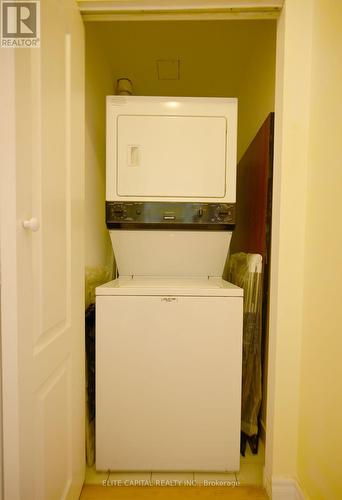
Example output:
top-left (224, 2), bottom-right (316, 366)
top-left (78, 0), bottom-right (283, 11)
top-left (78, 0), bottom-right (283, 20)
top-left (81, 12), bottom-right (279, 21)
top-left (263, 472), bottom-right (272, 498)
top-left (272, 478), bottom-right (306, 500)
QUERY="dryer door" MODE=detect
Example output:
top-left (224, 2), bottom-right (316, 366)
top-left (117, 114), bottom-right (227, 198)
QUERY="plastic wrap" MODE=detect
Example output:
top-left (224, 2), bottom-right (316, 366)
top-left (227, 252), bottom-right (263, 437)
top-left (85, 265), bottom-right (112, 310)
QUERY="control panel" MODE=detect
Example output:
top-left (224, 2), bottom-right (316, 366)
top-left (106, 202), bottom-right (235, 229)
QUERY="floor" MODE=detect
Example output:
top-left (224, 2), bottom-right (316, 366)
top-left (80, 441), bottom-right (266, 499)
top-left (80, 485), bottom-right (268, 499)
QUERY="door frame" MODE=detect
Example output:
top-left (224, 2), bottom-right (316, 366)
top-left (78, 1), bottom-right (311, 495)
top-left (1, 0), bottom-right (309, 497)
top-left (76, 1), bottom-right (288, 494)
top-left (0, 47), bottom-right (20, 500)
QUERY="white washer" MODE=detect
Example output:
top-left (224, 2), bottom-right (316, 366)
top-left (96, 277), bottom-right (243, 471)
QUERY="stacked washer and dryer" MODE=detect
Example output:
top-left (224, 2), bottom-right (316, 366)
top-left (96, 96), bottom-right (243, 472)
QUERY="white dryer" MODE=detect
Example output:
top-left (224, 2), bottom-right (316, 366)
top-left (96, 96), bottom-right (243, 472)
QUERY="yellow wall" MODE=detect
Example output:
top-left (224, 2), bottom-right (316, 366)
top-left (85, 31), bottom-right (114, 291)
top-left (297, 0), bottom-right (342, 497)
top-left (266, 1), bottom-right (342, 498)
top-left (237, 28), bottom-right (276, 160)
top-left (85, 31), bottom-right (112, 268)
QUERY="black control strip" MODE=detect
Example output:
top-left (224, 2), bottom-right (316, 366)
top-left (106, 201), bottom-right (236, 230)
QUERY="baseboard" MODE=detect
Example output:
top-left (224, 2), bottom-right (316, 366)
top-left (272, 478), bottom-right (305, 500)
top-left (263, 473), bottom-right (272, 498)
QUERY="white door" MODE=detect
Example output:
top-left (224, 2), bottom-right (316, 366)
top-left (0, 1), bottom-right (85, 499)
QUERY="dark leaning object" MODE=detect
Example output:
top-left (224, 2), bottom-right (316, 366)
top-left (85, 304), bottom-right (96, 424)
top-left (241, 431), bottom-right (259, 456)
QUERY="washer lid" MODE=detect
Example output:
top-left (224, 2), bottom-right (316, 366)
top-left (108, 230), bottom-right (233, 278)
top-left (96, 276), bottom-right (243, 297)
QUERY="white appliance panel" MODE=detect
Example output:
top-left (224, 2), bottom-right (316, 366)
top-left (117, 115), bottom-right (226, 198)
top-left (96, 291), bottom-right (243, 471)
top-left (110, 230), bottom-right (232, 277)
top-left (106, 96), bottom-right (237, 203)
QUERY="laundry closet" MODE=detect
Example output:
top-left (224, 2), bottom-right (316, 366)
top-left (84, 17), bottom-right (276, 481)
